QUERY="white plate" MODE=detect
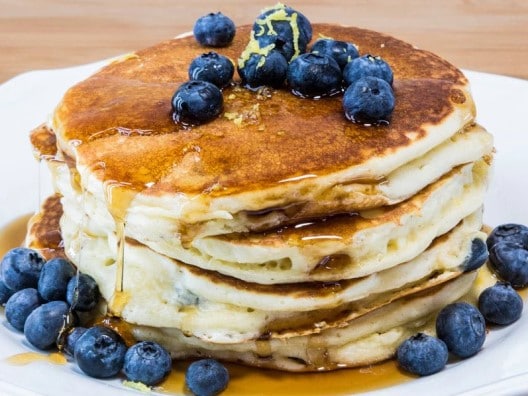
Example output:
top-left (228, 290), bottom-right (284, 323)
top-left (0, 62), bottom-right (527, 396)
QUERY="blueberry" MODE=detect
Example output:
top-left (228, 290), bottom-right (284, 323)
top-left (63, 327), bottom-right (88, 357)
top-left (311, 38), bottom-right (359, 69)
top-left (1, 247), bottom-right (45, 291)
top-left (343, 54), bottom-right (394, 87)
top-left (5, 288), bottom-right (42, 331)
top-left (478, 282), bottom-right (523, 325)
top-left (171, 81), bottom-right (223, 126)
top-left (252, 4), bottom-right (312, 61)
top-left (396, 333), bottom-right (448, 376)
top-left (189, 52), bottom-right (234, 88)
top-left (238, 50), bottom-right (288, 88)
top-left (0, 278), bottom-right (14, 305)
top-left (487, 223), bottom-right (528, 250)
top-left (123, 341), bottom-right (172, 386)
top-left (24, 300), bottom-right (70, 350)
top-left (66, 273), bottom-right (100, 312)
top-left (185, 359), bottom-right (229, 396)
top-left (38, 257), bottom-right (76, 302)
top-left (193, 12), bottom-right (235, 48)
top-left (461, 238), bottom-right (489, 272)
top-left (343, 76), bottom-right (395, 124)
top-left (287, 53), bottom-right (342, 98)
top-left (74, 325), bottom-right (127, 378)
top-left (436, 302), bottom-right (486, 358)
top-left (489, 241), bottom-right (528, 288)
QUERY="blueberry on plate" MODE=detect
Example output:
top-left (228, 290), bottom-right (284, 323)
top-left (396, 333), bottom-right (448, 376)
top-left (38, 257), bottom-right (76, 302)
top-left (63, 326), bottom-right (88, 357)
top-left (343, 76), bottom-right (395, 124)
top-left (343, 54), bottom-right (394, 87)
top-left (478, 282), bottom-right (523, 325)
top-left (189, 52), bottom-right (234, 88)
top-left (185, 358), bottom-right (229, 396)
top-left (66, 273), bottom-right (100, 312)
top-left (1, 247), bottom-right (45, 292)
top-left (287, 53), bottom-right (342, 98)
top-left (252, 4), bottom-right (312, 61)
top-left (5, 288), bottom-right (42, 331)
top-left (460, 238), bottom-right (489, 272)
top-left (193, 12), bottom-right (235, 47)
top-left (489, 241), bottom-right (528, 288)
top-left (0, 278), bottom-right (14, 305)
top-left (436, 302), bottom-right (486, 358)
top-left (74, 325), bottom-right (127, 378)
top-left (487, 223), bottom-right (528, 250)
top-left (311, 38), bottom-right (359, 69)
top-left (24, 300), bottom-right (70, 350)
top-left (238, 50), bottom-right (288, 88)
top-left (171, 81), bottom-right (223, 126)
top-left (123, 341), bottom-right (172, 386)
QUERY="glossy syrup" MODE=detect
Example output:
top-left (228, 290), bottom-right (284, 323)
top-left (102, 179), bottom-right (136, 316)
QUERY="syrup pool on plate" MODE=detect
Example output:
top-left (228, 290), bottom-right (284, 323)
top-left (7, 351), bottom-right (67, 366)
top-left (158, 360), bottom-right (412, 396)
top-left (0, 214), bottom-right (33, 257)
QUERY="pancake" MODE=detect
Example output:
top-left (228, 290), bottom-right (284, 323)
top-left (47, 23), bottom-right (476, 240)
top-left (26, 196), bottom-right (483, 370)
top-left (59, 212), bottom-right (484, 343)
top-left (132, 271), bottom-right (482, 371)
top-left (34, 123), bottom-right (491, 243)
top-left (27, 193), bottom-right (484, 343)
top-left (129, 157), bottom-right (490, 284)
top-left (56, 155), bottom-right (489, 286)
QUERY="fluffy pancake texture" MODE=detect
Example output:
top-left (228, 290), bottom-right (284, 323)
top-left (27, 196), bottom-right (485, 365)
top-left (26, 22), bottom-right (494, 371)
top-left (132, 272), bottom-right (483, 371)
top-left (59, 209), bottom-right (485, 342)
top-left (54, 153), bottom-right (489, 284)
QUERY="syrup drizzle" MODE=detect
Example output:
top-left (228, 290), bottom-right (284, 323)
top-left (103, 179), bottom-right (136, 316)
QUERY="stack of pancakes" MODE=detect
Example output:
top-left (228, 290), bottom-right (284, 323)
top-left (27, 24), bottom-right (493, 371)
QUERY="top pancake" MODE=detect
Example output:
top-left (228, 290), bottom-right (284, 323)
top-left (50, 24), bottom-right (475, 223)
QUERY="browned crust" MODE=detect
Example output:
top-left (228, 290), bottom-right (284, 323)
top-left (52, 24), bottom-right (472, 197)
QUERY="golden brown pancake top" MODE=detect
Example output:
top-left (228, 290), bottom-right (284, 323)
top-left (53, 24), bottom-right (472, 197)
